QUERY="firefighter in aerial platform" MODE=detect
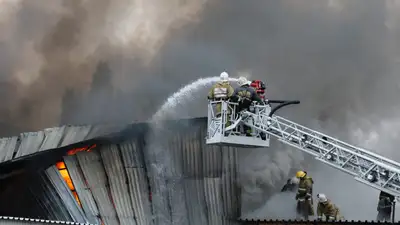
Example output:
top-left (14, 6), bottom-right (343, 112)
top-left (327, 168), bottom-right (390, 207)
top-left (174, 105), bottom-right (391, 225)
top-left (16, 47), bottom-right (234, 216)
top-left (316, 193), bottom-right (344, 221)
top-left (376, 191), bottom-right (395, 222)
top-left (250, 79), bottom-right (267, 103)
top-left (232, 76), bottom-right (264, 136)
top-left (294, 170), bottom-right (314, 220)
top-left (208, 71), bottom-right (234, 125)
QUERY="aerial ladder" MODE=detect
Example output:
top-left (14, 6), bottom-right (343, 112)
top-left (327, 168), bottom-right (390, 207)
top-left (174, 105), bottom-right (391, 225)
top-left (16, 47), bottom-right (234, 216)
top-left (206, 100), bottom-right (400, 199)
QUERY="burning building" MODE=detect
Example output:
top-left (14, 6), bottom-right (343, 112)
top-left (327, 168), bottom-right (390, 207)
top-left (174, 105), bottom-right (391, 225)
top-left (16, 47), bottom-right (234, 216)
top-left (0, 117), bottom-right (242, 225)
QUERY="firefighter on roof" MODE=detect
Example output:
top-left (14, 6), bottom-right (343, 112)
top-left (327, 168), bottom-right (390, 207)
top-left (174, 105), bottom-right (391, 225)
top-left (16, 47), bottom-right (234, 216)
top-left (316, 193), bottom-right (344, 221)
top-left (208, 72), bottom-right (234, 124)
top-left (377, 191), bottom-right (395, 222)
top-left (295, 170), bottom-right (314, 220)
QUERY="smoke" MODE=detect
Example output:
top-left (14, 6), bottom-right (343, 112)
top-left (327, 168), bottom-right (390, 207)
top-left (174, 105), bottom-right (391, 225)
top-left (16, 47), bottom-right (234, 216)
top-left (2, 0), bottom-right (400, 221)
top-left (0, 0), bottom-right (207, 131)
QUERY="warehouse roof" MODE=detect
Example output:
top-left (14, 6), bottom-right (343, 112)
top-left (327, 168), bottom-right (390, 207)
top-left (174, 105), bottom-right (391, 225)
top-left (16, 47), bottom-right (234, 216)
top-left (0, 118), bottom-right (206, 179)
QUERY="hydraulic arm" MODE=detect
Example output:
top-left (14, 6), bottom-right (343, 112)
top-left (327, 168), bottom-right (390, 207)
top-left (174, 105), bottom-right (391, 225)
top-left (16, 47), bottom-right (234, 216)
top-left (238, 101), bottom-right (400, 197)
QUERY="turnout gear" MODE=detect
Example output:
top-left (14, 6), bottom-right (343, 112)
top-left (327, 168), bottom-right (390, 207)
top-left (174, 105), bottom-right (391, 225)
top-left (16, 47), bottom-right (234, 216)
top-left (250, 80), bottom-right (266, 100)
top-left (232, 77), bottom-right (263, 135)
top-left (377, 191), bottom-right (395, 222)
top-left (208, 80), bottom-right (234, 101)
top-left (233, 77), bottom-right (263, 108)
top-left (295, 172), bottom-right (314, 219)
top-left (208, 72), bottom-right (234, 126)
top-left (316, 194), bottom-right (344, 221)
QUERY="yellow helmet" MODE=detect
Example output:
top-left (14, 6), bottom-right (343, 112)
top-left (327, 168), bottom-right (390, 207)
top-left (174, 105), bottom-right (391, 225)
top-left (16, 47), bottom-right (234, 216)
top-left (296, 170), bottom-right (306, 178)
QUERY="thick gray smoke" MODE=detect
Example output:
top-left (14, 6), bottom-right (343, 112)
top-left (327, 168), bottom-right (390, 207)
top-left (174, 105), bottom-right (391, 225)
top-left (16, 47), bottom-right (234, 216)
top-left (2, 0), bottom-right (400, 221)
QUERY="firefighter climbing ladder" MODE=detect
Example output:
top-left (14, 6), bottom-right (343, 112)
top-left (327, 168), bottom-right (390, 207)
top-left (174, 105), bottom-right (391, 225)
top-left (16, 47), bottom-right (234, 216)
top-left (206, 100), bottom-right (400, 197)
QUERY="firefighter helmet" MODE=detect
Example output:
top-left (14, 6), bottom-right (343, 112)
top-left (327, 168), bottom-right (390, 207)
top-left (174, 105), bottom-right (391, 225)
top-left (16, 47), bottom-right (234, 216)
top-left (220, 72), bottom-right (229, 81)
top-left (317, 193), bottom-right (328, 203)
top-left (237, 76), bottom-right (249, 86)
top-left (296, 170), bottom-right (306, 178)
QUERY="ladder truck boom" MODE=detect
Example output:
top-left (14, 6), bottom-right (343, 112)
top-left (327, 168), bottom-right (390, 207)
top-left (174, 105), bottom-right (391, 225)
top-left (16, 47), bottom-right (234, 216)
top-left (206, 100), bottom-right (400, 197)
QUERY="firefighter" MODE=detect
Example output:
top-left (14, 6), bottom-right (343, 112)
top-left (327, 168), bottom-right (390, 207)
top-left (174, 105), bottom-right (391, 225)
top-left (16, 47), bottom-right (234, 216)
top-left (295, 170), bottom-right (314, 220)
top-left (316, 193), bottom-right (344, 221)
top-left (377, 191), bottom-right (395, 222)
top-left (250, 80), bottom-right (267, 102)
top-left (208, 72), bottom-right (234, 125)
top-left (233, 77), bottom-right (263, 111)
top-left (232, 76), bottom-right (263, 136)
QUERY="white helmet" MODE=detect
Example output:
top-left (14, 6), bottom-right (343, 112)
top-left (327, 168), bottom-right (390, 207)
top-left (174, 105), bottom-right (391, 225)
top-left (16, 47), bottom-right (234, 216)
top-left (220, 72), bottom-right (229, 81)
top-left (317, 193), bottom-right (328, 203)
top-left (237, 76), bottom-right (249, 86)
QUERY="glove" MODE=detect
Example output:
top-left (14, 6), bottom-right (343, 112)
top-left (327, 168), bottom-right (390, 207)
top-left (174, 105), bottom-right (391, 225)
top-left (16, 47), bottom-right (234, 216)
top-left (207, 96), bottom-right (212, 100)
top-left (295, 194), bottom-right (299, 200)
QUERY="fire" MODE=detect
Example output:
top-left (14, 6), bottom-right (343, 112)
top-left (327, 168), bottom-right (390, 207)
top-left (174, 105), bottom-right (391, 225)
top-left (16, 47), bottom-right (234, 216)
top-left (55, 161), bottom-right (82, 206)
top-left (67, 144), bottom-right (97, 156)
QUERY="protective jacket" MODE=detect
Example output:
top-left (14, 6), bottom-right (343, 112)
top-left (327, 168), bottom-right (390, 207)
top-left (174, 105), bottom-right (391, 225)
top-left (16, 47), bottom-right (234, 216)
top-left (296, 176), bottom-right (313, 201)
top-left (233, 85), bottom-right (263, 103)
top-left (317, 200), bottom-right (344, 221)
top-left (208, 81), bottom-right (234, 100)
top-left (377, 191), bottom-right (394, 211)
top-left (295, 176), bottom-right (314, 217)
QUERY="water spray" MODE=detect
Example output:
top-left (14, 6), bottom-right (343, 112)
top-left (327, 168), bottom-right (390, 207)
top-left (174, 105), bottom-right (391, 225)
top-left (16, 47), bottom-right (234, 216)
top-left (151, 76), bottom-right (238, 122)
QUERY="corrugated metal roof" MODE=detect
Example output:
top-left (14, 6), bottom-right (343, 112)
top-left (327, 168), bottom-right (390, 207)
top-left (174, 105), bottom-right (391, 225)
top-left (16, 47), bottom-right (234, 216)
top-left (0, 123), bottom-right (128, 164)
top-left (0, 137), bottom-right (18, 162)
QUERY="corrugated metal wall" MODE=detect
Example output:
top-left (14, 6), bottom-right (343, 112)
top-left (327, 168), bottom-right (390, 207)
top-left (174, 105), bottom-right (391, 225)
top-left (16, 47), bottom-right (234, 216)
top-left (0, 170), bottom-right (86, 222)
top-left (61, 119), bottom-right (242, 225)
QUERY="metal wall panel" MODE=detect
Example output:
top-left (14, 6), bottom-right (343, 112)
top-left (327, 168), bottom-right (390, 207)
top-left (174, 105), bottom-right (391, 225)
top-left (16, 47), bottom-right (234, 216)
top-left (27, 171), bottom-right (73, 221)
top-left (44, 166), bottom-right (88, 223)
top-left (119, 141), bottom-right (152, 225)
top-left (39, 127), bottom-right (66, 151)
top-left (0, 137), bottom-right (18, 163)
top-left (100, 145), bottom-right (136, 225)
top-left (60, 126), bottom-right (92, 147)
top-left (204, 178), bottom-right (224, 225)
top-left (64, 155), bottom-right (101, 225)
top-left (144, 129), bottom-right (173, 225)
top-left (165, 133), bottom-right (189, 225)
top-left (15, 132), bottom-right (45, 158)
top-left (221, 146), bottom-right (240, 221)
top-left (76, 150), bottom-right (119, 225)
top-left (183, 179), bottom-right (208, 225)
top-left (167, 178), bottom-right (188, 225)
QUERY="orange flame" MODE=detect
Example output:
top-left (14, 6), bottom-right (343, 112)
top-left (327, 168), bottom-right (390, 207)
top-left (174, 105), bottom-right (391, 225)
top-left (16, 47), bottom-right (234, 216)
top-left (67, 144), bottom-right (97, 156)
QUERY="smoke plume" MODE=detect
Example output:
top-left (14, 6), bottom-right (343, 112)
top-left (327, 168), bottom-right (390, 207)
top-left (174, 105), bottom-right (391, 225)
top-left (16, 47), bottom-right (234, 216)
top-left (2, 0), bottom-right (400, 221)
top-left (0, 0), bottom-right (207, 131)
